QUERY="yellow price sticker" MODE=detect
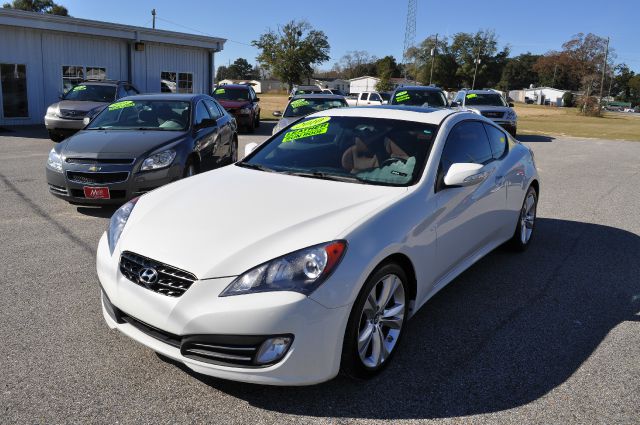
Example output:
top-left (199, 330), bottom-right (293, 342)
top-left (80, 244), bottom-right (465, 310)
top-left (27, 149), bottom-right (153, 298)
top-left (108, 100), bottom-right (136, 111)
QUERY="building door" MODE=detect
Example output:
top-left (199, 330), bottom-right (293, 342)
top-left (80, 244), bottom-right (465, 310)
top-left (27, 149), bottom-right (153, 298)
top-left (0, 64), bottom-right (29, 119)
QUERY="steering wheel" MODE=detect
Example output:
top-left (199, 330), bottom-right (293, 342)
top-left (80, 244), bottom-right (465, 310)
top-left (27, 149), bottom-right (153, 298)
top-left (382, 157), bottom-right (407, 167)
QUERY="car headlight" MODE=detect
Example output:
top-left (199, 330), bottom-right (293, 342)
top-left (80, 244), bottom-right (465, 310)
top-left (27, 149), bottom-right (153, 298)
top-left (505, 110), bottom-right (517, 120)
top-left (107, 197), bottom-right (139, 254)
top-left (47, 148), bottom-right (63, 173)
top-left (141, 149), bottom-right (176, 171)
top-left (240, 107), bottom-right (252, 114)
top-left (46, 105), bottom-right (60, 117)
top-left (220, 240), bottom-right (347, 296)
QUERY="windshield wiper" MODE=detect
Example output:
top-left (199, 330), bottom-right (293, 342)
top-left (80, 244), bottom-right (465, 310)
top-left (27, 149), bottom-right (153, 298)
top-left (283, 170), bottom-right (365, 184)
top-left (236, 162), bottom-right (277, 173)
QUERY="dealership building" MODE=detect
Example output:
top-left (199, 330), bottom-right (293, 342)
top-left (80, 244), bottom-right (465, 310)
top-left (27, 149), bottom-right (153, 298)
top-left (0, 9), bottom-right (225, 125)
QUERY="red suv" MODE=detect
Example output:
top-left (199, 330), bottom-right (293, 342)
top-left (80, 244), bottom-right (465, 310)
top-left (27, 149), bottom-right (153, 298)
top-left (212, 84), bottom-right (261, 133)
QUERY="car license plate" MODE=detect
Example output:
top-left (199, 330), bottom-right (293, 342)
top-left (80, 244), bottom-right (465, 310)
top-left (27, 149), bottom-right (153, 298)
top-left (83, 186), bottom-right (110, 199)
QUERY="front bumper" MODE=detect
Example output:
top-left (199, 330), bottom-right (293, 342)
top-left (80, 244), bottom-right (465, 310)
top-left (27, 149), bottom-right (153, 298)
top-left (493, 120), bottom-right (517, 134)
top-left (44, 115), bottom-right (86, 132)
top-left (46, 163), bottom-right (181, 205)
top-left (96, 234), bottom-right (351, 385)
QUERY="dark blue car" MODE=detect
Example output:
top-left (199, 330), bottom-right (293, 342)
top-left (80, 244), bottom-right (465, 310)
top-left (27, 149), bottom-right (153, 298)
top-left (46, 94), bottom-right (238, 205)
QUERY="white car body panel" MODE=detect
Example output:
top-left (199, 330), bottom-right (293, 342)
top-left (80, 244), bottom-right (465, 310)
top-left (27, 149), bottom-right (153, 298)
top-left (97, 106), bottom-right (539, 385)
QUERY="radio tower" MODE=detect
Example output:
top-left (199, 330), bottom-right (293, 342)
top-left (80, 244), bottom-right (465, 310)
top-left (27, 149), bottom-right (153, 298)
top-left (402, 0), bottom-right (417, 82)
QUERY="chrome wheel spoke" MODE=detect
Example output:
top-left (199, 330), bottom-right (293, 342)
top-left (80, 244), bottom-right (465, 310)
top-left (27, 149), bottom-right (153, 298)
top-left (379, 314), bottom-right (403, 330)
top-left (363, 293), bottom-right (377, 318)
top-left (377, 275), bottom-right (399, 311)
top-left (358, 322), bottom-right (374, 356)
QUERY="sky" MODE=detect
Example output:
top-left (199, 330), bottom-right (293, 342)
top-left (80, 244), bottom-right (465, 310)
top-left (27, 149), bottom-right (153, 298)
top-left (62, 0), bottom-right (640, 72)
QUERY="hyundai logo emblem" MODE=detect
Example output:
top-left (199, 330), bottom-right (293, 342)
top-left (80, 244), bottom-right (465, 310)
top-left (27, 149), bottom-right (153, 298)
top-left (138, 267), bottom-right (158, 286)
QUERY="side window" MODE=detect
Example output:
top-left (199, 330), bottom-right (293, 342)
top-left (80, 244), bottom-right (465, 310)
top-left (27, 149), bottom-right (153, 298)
top-left (193, 101), bottom-right (211, 127)
top-left (204, 99), bottom-right (222, 120)
top-left (440, 121), bottom-right (493, 176)
top-left (369, 93), bottom-right (382, 102)
top-left (484, 124), bottom-right (508, 159)
top-left (360, 93), bottom-right (368, 100)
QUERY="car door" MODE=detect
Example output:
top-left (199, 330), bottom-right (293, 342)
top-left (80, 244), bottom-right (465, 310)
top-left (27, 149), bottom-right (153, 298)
top-left (431, 120), bottom-right (508, 281)
top-left (192, 99), bottom-right (218, 171)
top-left (204, 99), bottom-right (232, 161)
top-left (368, 92), bottom-right (383, 105)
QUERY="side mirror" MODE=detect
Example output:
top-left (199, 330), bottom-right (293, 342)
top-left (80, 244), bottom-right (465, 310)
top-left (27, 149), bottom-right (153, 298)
top-left (450, 101), bottom-right (459, 107)
top-left (508, 102), bottom-right (514, 108)
top-left (443, 163), bottom-right (487, 187)
top-left (272, 111), bottom-right (282, 117)
top-left (255, 97), bottom-right (260, 102)
top-left (58, 93), bottom-right (64, 100)
top-left (195, 118), bottom-right (216, 130)
top-left (83, 116), bottom-right (91, 126)
top-left (244, 142), bottom-right (259, 157)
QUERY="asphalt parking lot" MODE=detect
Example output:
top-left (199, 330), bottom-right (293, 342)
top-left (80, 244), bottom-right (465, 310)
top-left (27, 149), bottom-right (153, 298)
top-left (1, 124), bottom-right (639, 424)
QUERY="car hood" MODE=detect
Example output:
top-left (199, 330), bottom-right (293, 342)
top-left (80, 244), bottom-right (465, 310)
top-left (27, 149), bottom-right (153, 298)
top-left (217, 100), bottom-right (251, 109)
top-left (120, 165), bottom-right (406, 279)
top-left (465, 105), bottom-right (511, 113)
top-left (62, 130), bottom-right (187, 157)
top-left (53, 100), bottom-right (108, 113)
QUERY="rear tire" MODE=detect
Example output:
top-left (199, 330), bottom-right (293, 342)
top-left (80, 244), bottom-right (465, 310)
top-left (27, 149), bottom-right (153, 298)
top-left (508, 186), bottom-right (537, 251)
top-left (341, 262), bottom-right (408, 380)
top-left (255, 113), bottom-right (260, 128)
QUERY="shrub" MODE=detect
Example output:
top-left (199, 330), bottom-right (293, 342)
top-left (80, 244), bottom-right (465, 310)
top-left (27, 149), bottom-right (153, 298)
top-left (562, 92), bottom-right (574, 107)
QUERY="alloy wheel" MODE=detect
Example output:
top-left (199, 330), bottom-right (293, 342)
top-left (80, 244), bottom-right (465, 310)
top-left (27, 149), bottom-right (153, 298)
top-left (357, 274), bottom-right (405, 368)
top-left (520, 191), bottom-right (536, 244)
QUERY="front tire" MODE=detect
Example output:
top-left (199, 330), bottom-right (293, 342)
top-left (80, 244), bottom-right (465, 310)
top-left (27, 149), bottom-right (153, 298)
top-left (48, 130), bottom-right (64, 143)
top-left (508, 186), bottom-right (537, 251)
top-left (183, 158), bottom-right (197, 178)
top-left (246, 115), bottom-right (256, 133)
top-left (341, 263), bottom-right (408, 379)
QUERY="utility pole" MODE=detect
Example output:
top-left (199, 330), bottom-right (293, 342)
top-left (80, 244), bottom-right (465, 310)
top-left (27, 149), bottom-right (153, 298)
top-left (402, 0), bottom-right (417, 83)
top-left (472, 48), bottom-right (481, 90)
top-left (429, 34), bottom-right (438, 86)
top-left (598, 36), bottom-right (610, 110)
top-left (151, 9), bottom-right (156, 29)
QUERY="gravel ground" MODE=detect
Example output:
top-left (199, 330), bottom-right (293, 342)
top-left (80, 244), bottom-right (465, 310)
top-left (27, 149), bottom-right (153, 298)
top-left (1, 126), bottom-right (638, 424)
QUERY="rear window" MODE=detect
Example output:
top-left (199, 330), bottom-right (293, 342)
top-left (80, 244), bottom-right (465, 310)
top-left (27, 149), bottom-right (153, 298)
top-left (392, 89), bottom-right (447, 107)
top-left (213, 88), bottom-right (250, 101)
top-left (284, 98), bottom-right (348, 117)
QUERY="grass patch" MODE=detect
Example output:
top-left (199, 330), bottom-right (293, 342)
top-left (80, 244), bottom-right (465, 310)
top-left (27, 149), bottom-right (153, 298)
top-left (258, 93), bottom-right (289, 121)
top-left (515, 104), bottom-right (640, 141)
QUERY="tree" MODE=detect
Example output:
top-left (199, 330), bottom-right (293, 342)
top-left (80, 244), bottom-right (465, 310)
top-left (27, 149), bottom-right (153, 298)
top-left (498, 53), bottom-right (542, 91)
top-left (336, 50), bottom-right (378, 79)
top-left (3, 0), bottom-right (68, 15)
top-left (216, 65), bottom-right (230, 82)
top-left (252, 20), bottom-right (330, 91)
top-left (227, 58), bottom-right (255, 80)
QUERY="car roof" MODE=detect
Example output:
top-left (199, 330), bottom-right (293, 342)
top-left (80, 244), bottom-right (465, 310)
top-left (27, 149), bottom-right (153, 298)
top-left (290, 94), bottom-right (345, 100)
top-left (306, 105), bottom-right (461, 125)
top-left (394, 86), bottom-right (443, 92)
top-left (216, 84), bottom-right (252, 89)
top-left (120, 93), bottom-right (204, 101)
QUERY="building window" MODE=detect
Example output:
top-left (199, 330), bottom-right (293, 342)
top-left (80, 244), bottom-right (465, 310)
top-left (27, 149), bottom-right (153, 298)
top-left (161, 71), bottom-right (176, 93)
top-left (178, 73), bottom-right (193, 93)
top-left (1, 64), bottom-right (29, 118)
top-left (62, 66), bottom-right (84, 92)
top-left (86, 67), bottom-right (106, 80)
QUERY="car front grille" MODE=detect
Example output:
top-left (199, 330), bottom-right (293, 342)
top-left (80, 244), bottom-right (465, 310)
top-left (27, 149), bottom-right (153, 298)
top-left (66, 171), bottom-right (129, 184)
top-left (66, 157), bottom-right (135, 165)
top-left (481, 111), bottom-right (505, 119)
top-left (119, 251), bottom-right (197, 297)
top-left (59, 109), bottom-right (86, 120)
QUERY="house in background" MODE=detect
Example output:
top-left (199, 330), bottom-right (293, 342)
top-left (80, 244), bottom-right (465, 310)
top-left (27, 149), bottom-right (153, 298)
top-left (509, 87), bottom-right (569, 106)
top-left (349, 76), bottom-right (421, 94)
top-left (312, 77), bottom-right (350, 93)
top-left (0, 8), bottom-right (225, 125)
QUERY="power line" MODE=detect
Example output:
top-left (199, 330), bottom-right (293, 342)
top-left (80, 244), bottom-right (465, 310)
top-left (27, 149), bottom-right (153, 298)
top-left (153, 16), bottom-right (253, 47)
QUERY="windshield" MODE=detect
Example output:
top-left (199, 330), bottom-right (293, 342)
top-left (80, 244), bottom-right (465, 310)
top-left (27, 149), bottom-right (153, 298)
top-left (392, 89), bottom-right (447, 107)
top-left (240, 116), bottom-right (437, 186)
top-left (294, 89), bottom-right (323, 95)
top-left (464, 93), bottom-right (507, 106)
top-left (213, 88), bottom-right (250, 101)
top-left (283, 98), bottom-right (348, 117)
top-left (63, 84), bottom-right (116, 102)
top-left (87, 100), bottom-right (190, 131)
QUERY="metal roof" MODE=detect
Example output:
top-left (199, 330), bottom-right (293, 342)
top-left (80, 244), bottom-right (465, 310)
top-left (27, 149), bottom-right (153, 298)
top-left (0, 9), bottom-right (225, 51)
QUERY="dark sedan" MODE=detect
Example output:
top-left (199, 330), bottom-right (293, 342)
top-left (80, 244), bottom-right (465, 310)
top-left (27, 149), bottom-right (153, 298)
top-left (46, 94), bottom-right (238, 205)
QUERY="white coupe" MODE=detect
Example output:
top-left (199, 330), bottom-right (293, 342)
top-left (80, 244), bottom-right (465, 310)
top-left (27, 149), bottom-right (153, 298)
top-left (97, 106), bottom-right (539, 386)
